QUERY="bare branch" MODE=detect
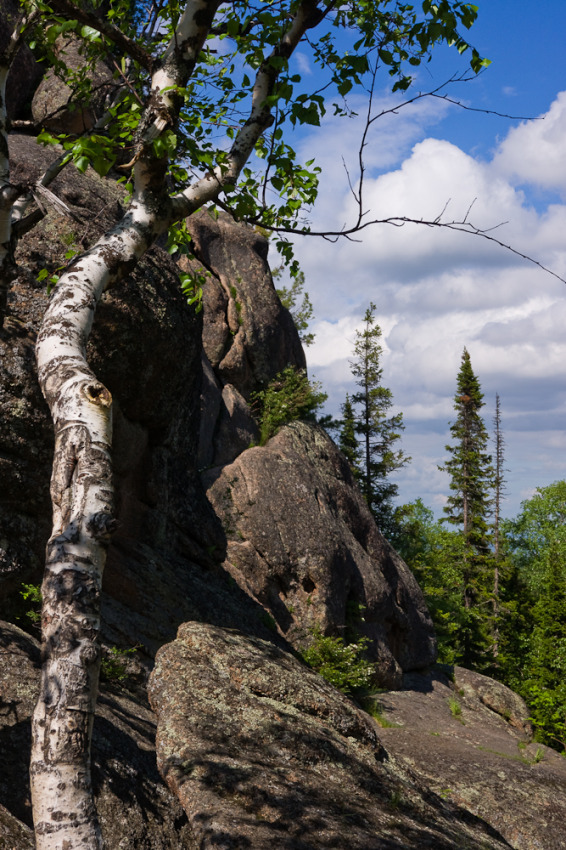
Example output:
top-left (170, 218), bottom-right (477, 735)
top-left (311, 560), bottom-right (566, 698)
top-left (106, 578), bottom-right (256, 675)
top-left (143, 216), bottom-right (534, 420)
top-left (32, 182), bottom-right (80, 221)
top-left (263, 213), bottom-right (566, 284)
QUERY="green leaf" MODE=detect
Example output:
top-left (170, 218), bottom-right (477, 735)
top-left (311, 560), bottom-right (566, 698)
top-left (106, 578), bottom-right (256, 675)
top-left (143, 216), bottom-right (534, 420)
top-left (81, 25), bottom-right (101, 42)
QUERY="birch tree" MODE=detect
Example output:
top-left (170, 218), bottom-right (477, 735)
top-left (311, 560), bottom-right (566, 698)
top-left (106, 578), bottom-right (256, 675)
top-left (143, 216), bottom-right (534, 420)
top-left (1, 1), bottom-right (491, 846)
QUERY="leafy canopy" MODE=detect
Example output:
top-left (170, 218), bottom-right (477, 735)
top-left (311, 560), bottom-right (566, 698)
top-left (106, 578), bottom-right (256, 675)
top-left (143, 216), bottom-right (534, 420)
top-left (25, 0), bottom-right (488, 271)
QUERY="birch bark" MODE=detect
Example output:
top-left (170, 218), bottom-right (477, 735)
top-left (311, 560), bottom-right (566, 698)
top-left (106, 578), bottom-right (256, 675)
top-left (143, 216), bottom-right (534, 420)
top-left (28, 2), bottom-right (321, 846)
top-left (31, 199), bottom-right (168, 849)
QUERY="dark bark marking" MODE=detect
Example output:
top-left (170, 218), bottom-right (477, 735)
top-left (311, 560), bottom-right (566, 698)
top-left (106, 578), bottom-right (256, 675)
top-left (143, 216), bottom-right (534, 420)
top-left (86, 512), bottom-right (117, 539)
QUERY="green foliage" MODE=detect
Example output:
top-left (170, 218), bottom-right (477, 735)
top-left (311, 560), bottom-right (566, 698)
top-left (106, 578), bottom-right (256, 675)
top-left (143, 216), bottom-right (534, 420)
top-left (448, 695), bottom-right (463, 719)
top-left (25, 0), bottom-right (488, 273)
top-left (348, 303), bottom-right (410, 536)
top-left (18, 583), bottom-right (42, 630)
top-left (301, 628), bottom-right (376, 695)
top-left (441, 348), bottom-right (494, 548)
top-left (401, 479), bottom-right (566, 753)
top-left (100, 645), bottom-right (138, 683)
top-left (436, 349), bottom-right (495, 666)
top-left (3, 581), bottom-right (43, 636)
top-left (179, 272), bottom-right (206, 313)
top-left (258, 610), bottom-right (278, 632)
top-left (500, 482), bottom-right (566, 751)
top-left (275, 269), bottom-right (315, 346)
top-left (251, 366), bottom-right (327, 445)
top-left (394, 500), bottom-right (493, 669)
top-left (338, 394), bottom-right (362, 480)
top-left (358, 695), bottom-right (401, 727)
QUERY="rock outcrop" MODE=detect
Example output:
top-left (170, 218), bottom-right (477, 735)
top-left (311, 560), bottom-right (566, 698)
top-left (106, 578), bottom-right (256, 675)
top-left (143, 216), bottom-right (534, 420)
top-left (148, 621), bottom-right (511, 850)
top-left (2, 135), bottom-right (293, 657)
top-left (0, 0), bottom-right (43, 120)
top-left (31, 36), bottom-right (116, 133)
top-left (0, 129), bottom-right (562, 850)
top-left (189, 210), bottom-right (305, 397)
top-left (0, 621), bottom-right (195, 849)
top-left (182, 210), bottom-right (305, 470)
top-left (373, 667), bottom-right (566, 850)
top-left (204, 421), bottom-right (436, 688)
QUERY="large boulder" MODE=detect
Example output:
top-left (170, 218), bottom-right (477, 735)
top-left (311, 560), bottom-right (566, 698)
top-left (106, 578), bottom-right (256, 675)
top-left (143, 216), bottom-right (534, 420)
top-left (2, 136), bottom-right (280, 660)
top-left (148, 621), bottom-right (511, 850)
top-left (204, 421), bottom-right (436, 688)
top-left (0, 0), bottom-right (43, 120)
top-left (31, 36), bottom-right (116, 133)
top-left (185, 210), bottom-right (306, 470)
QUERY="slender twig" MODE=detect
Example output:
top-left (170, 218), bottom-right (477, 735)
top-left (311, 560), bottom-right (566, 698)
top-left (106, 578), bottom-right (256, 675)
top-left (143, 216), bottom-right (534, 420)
top-left (263, 212), bottom-right (566, 284)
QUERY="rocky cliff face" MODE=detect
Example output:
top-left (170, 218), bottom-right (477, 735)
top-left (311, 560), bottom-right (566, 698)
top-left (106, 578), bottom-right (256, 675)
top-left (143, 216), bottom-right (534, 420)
top-left (204, 421), bottom-right (435, 689)
top-left (1, 131), bottom-right (565, 849)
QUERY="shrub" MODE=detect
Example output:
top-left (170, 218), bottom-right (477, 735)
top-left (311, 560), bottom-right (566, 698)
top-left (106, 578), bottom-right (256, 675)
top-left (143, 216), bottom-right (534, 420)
top-left (9, 582), bottom-right (43, 635)
top-left (300, 627), bottom-right (376, 695)
top-left (251, 366), bottom-right (327, 445)
top-left (100, 645), bottom-right (138, 683)
top-left (448, 695), bottom-right (463, 720)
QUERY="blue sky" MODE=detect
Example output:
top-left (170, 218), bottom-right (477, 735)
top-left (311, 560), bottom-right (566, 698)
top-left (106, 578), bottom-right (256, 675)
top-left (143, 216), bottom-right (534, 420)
top-left (282, 0), bottom-right (566, 519)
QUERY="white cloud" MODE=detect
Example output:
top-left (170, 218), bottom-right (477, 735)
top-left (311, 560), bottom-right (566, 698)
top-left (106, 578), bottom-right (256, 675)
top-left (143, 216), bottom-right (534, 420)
top-left (294, 91), bottom-right (566, 518)
top-left (492, 91), bottom-right (566, 196)
top-left (295, 52), bottom-right (312, 76)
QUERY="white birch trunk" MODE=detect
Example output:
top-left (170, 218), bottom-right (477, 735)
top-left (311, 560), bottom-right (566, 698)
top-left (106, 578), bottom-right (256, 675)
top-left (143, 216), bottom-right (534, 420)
top-left (31, 201), bottom-right (165, 849)
top-left (30, 1), bottom-right (319, 845)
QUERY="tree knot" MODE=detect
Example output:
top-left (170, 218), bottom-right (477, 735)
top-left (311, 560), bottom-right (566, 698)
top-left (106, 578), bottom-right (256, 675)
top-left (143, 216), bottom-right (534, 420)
top-left (83, 383), bottom-right (112, 408)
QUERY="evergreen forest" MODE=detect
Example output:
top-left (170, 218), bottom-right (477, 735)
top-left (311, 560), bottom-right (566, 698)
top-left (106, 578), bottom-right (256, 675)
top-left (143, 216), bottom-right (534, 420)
top-left (326, 317), bottom-right (566, 754)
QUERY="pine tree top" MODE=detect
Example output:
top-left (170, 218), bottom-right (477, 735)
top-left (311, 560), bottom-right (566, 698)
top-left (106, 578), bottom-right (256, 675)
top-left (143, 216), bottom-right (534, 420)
top-left (455, 348), bottom-right (484, 411)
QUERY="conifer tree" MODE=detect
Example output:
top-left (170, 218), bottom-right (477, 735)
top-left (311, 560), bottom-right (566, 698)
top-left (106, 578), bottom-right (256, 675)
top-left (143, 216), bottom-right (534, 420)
top-left (275, 270), bottom-right (315, 346)
top-left (492, 393), bottom-right (507, 657)
top-left (439, 348), bottom-right (494, 665)
top-left (350, 303), bottom-right (409, 534)
top-left (338, 394), bottom-right (362, 480)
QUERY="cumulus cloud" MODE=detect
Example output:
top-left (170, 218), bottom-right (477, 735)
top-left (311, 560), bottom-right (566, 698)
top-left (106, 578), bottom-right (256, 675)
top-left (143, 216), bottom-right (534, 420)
top-left (492, 92), bottom-right (566, 196)
top-left (293, 90), bottom-right (566, 517)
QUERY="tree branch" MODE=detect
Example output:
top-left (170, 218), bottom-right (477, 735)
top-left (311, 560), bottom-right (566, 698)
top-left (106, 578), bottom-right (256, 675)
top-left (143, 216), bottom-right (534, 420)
top-left (171, 0), bottom-right (324, 219)
top-left (263, 210), bottom-right (566, 285)
top-left (47, 0), bottom-right (154, 71)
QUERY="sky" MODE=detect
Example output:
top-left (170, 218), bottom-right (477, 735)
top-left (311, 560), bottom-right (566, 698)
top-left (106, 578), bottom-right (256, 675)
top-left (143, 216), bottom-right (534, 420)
top-left (280, 0), bottom-right (566, 520)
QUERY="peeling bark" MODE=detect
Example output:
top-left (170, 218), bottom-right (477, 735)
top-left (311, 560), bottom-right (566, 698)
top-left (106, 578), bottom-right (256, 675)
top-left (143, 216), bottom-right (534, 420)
top-left (29, 2), bottom-right (322, 846)
top-left (31, 194), bottom-right (170, 847)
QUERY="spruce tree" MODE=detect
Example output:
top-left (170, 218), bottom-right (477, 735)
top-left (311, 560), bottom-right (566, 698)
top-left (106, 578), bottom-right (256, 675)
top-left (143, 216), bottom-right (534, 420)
top-left (440, 348), bottom-right (494, 665)
top-left (492, 393), bottom-right (507, 658)
top-left (339, 394), bottom-right (362, 479)
top-left (350, 303), bottom-right (409, 535)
